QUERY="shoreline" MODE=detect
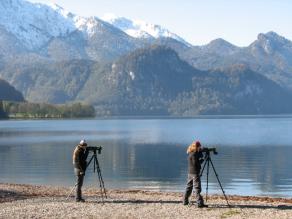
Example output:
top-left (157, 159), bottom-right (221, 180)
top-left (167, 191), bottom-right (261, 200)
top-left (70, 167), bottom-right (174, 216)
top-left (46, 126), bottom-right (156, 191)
top-left (1, 183), bottom-right (292, 204)
top-left (3, 114), bottom-right (292, 121)
top-left (1, 183), bottom-right (292, 218)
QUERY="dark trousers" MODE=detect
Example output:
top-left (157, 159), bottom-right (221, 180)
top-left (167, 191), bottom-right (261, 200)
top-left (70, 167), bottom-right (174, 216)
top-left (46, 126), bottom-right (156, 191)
top-left (74, 168), bottom-right (84, 200)
top-left (183, 174), bottom-right (204, 205)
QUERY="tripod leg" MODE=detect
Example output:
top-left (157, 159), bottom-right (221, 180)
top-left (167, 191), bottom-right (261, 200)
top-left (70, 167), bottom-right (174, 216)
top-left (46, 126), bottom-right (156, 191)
top-left (94, 157), bottom-right (104, 203)
top-left (86, 156), bottom-right (94, 168)
top-left (98, 169), bottom-right (107, 199)
top-left (66, 183), bottom-right (78, 200)
top-left (200, 158), bottom-right (208, 178)
top-left (97, 161), bottom-right (107, 198)
top-left (94, 156), bottom-right (107, 203)
top-left (94, 157), bottom-right (96, 172)
top-left (209, 158), bottom-right (230, 207)
top-left (206, 158), bottom-right (210, 202)
top-left (101, 176), bottom-right (107, 198)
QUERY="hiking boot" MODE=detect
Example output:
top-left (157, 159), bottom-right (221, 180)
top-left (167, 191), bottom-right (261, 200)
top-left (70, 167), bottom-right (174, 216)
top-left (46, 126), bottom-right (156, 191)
top-left (76, 198), bottom-right (85, 202)
top-left (198, 204), bottom-right (208, 208)
top-left (183, 201), bottom-right (189, 206)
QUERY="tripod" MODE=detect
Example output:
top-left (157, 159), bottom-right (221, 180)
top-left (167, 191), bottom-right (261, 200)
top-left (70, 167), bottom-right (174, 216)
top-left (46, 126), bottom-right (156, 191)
top-left (86, 149), bottom-right (107, 203)
top-left (200, 150), bottom-right (230, 207)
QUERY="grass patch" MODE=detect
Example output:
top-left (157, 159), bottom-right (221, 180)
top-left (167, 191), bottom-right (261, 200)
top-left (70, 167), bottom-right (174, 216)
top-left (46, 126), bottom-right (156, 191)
top-left (220, 210), bottom-right (241, 218)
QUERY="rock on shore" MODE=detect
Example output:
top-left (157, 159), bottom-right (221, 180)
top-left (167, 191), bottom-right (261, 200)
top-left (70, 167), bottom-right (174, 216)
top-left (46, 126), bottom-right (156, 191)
top-left (1, 183), bottom-right (292, 218)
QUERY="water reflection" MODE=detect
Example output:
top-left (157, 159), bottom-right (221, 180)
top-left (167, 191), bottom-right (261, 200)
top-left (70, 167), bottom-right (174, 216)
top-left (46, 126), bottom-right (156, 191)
top-left (0, 118), bottom-right (292, 197)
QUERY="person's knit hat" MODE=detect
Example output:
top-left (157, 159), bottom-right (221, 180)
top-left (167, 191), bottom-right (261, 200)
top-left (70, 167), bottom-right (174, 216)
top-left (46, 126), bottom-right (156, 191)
top-left (195, 141), bottom-right (201, 147)
top-left (79, 139), bottom-right (87, 146)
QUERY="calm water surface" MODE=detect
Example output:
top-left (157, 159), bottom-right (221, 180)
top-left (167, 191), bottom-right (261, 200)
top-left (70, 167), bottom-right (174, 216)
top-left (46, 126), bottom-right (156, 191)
top-left (1, 116), bottom-right (292, 197)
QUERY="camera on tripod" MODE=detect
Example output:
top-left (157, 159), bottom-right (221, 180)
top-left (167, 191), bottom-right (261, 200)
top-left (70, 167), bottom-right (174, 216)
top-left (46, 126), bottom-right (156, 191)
top-left (201, 147), bottom-right (218, 155)
top-left (86, 146), bottom-right (102, 154)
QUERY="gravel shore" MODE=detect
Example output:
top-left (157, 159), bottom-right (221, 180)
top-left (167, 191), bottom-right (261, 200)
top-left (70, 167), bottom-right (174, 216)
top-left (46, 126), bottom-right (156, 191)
top-left (1, 183), bottom-right (292, 218)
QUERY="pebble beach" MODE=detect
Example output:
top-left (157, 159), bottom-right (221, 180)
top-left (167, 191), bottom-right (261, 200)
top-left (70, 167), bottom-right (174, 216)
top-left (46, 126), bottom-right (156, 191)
top-left (1, 183), bottom-right (292, 219)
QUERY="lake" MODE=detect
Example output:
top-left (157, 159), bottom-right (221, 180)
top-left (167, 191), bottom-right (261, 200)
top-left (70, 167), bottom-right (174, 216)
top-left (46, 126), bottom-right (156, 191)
top-left (1, 116), bottom-right (292, 197)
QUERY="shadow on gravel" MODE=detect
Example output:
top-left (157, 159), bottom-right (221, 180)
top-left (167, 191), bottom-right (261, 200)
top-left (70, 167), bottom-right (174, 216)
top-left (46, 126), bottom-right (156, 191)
top-left (229, 204), bottom-right (292, 210)
top-left (0, 190), bottom-right (27, 203)
top-left (79, 199), bottom-right (292, 210)
top-left (85, 199), bottom-right (181, 204)
top-left (86, 199), bottom-right (230, 208)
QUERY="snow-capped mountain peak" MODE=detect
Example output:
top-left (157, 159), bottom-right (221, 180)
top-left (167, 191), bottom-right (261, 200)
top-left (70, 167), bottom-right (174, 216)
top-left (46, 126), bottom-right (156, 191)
top-left (0, 0), bottom-right (114, 50)
top-left (102, 13), bottom-right (132, 30)
top-left (74, 16), bottom-right (112, 37)
top-left (0, 0), bottom-right (77, 50)
top-left (102, 13), bottom-right (191, 46)
top-left (0, 0), bottom-right (191, 50)
top-left (47, 2), bottom-right (74, 19)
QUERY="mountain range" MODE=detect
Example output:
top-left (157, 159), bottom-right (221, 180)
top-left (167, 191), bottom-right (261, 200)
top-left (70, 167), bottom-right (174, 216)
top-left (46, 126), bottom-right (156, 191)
top-left (180, 32), bottom-right (292, 91)
top-left (1, 0), bottom-right (292, 115)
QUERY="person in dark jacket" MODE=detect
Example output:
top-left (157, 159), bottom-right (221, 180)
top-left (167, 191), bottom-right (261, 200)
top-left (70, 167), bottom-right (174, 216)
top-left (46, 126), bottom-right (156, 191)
top-left (73, 139), bottom-right (89, 202)
top-left (183, 140), bottom-right (207, 207)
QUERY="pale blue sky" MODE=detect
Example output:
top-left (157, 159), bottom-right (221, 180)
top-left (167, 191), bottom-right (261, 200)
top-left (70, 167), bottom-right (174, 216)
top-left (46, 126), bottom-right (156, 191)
top-left (27, 0), bottom-right (292, 46)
